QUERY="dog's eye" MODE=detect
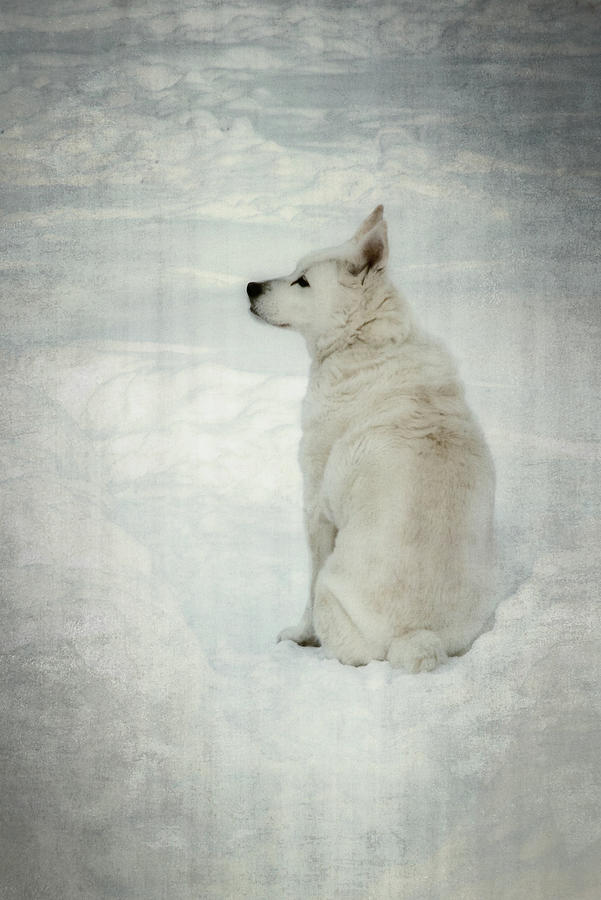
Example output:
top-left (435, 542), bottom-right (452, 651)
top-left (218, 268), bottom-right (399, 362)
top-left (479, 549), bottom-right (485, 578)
top-left (292, 275), bottom-right (310, 288)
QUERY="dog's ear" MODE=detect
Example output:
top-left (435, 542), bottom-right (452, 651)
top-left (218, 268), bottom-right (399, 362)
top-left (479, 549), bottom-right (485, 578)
top-left (348, 220), bottom-right (388, 276)
top-left (352, 205), bottom-right (384, 242)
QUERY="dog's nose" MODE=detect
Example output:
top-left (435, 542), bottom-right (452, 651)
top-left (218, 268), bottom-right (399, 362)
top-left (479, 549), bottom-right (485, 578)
top-left (247, 281), bottom-right (263, 301)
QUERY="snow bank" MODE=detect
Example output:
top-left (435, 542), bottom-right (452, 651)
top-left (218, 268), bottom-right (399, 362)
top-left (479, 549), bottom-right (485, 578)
top-left (3, 340), bottom-right (600, 897)
top-left (0, 370), bottom-right (217, 897)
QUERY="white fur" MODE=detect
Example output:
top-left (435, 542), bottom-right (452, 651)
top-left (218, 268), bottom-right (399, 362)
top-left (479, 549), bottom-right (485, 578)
top-left (248, 206), bottom-right (496, 672)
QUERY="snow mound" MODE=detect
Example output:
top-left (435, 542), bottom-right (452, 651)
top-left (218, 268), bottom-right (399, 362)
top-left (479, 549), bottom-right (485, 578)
top-left (3, 343), bottom-right (600, 897)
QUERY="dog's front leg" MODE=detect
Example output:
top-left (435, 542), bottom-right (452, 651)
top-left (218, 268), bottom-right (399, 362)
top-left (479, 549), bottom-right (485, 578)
top-left (277, 512), bottom-right (336, 646)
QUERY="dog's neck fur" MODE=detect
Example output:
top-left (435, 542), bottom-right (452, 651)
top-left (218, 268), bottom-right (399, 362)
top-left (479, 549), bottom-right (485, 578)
top-left (310, 274), bottom-right (414, 367)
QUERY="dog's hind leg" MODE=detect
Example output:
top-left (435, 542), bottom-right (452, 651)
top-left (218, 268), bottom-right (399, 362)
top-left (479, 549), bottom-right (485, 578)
top-left (387, 630), bottom-right (447, 673)
top-left (313, 575), bottom-right (385, 667)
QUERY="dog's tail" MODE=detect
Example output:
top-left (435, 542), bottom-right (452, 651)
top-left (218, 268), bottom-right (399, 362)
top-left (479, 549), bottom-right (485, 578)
top-left (387, 630), bottom-right (447, 672)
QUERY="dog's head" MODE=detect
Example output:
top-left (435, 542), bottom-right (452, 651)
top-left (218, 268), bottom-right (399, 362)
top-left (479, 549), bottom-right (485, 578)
top-left (246, 206), bottom-right (390, 350)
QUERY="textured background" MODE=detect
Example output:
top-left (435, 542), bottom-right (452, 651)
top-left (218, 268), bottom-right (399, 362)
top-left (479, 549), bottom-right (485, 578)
top-left (1, 1), bottom-right (600, 897)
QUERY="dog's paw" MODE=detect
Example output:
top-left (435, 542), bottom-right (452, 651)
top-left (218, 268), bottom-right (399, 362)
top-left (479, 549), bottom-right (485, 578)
top-left (387, 630), bottom-right (447, 673)
top-left (277, 625), bottom-right (320, 647)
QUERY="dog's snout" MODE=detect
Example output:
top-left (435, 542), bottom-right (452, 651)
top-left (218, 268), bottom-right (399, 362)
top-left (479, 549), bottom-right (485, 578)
top-left (247, 281), bottom-right (263, 301)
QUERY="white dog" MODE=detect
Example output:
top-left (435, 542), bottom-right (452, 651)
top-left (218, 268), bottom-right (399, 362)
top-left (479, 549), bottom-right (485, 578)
top-left (247, 206), bottom-right (495, 672)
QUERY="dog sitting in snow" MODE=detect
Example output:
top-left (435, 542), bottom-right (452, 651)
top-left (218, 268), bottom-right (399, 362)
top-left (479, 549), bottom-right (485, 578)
top-left (247, 206), bottom-right (495, 672)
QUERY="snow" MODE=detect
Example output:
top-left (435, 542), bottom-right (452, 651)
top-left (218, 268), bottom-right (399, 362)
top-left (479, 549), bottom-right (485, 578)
top-left (1, 1), bottom-right (600, 897)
